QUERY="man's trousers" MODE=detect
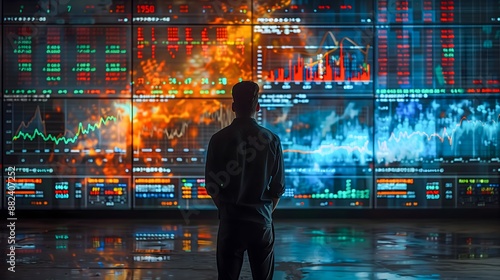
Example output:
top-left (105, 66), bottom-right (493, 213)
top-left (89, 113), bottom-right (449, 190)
top-left (216, 221), bottom-right (275, 280)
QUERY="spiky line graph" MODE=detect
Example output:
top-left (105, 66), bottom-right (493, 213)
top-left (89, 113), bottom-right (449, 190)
top-left (380, 115), bottom-right (500, 147)
top-left (12, 115), bottom-right (118, 145)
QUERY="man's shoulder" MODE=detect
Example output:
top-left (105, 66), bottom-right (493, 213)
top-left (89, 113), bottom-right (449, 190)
top-left (210, 120), bottom-right (280, 143)
top-left (210, 125), bottom-right (233, 141)
top-left (257, 125), bottom-right (281, 142)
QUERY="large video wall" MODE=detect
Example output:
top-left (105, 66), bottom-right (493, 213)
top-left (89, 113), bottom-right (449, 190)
top-left (2, 0), bottom-right (499, 210)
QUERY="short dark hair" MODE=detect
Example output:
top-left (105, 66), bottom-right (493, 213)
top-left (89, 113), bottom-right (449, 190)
top-left (232, 81), bottom-right (260, 115)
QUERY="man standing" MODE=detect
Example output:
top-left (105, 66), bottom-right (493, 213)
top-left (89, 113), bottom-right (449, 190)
top-left (205, 81), bottom-right (285, 280)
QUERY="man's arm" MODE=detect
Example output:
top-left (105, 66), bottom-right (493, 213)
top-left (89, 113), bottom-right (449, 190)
top-left (205, 138), bottom-right (221, 208)
top-left (272, 197), bottom-right (280, 212)
top-left (268, 137), bottom-right (285, 211)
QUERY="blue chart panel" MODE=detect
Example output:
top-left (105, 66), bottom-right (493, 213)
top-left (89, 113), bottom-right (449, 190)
top-left (259, 96), bottom-right (373, 208)
top-left (261, 98), bottom-right (373, 167)
top-left (375, 97), bottom-right (500, 167)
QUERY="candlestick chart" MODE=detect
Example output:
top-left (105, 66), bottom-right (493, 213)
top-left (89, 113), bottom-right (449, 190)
top-left (255, 26), bottom-right (373, 95)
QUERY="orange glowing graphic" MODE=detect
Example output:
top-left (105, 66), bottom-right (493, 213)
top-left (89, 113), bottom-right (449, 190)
top-left (134, 25), bottom-right (252, 98)
top-left (132, 99), bottom-right (235, 173)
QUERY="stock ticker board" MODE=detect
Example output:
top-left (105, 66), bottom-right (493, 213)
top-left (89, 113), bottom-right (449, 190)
top-left (1, 0), bottom-right (499, 210)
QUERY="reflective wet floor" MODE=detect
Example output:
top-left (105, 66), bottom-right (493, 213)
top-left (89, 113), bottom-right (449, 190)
top-left (2, 218), bottom-right (500, 279)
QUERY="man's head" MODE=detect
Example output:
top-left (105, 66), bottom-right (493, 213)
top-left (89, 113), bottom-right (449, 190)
top-left (232, 81), bottom-right (260, 117)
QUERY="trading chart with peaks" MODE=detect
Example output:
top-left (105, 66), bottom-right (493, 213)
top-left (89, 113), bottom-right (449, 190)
top-left (255, 25), bottom-right (373, 96)
top-left (259, 97), bottom-right (373, 168)
top-left (3, 99), bottom-right (132, 176)
top-left (374, 96), bottom-right (500, 209)
top-left (258, 96), bottom-right (373, 208)
top-left (3, 99), bottom-right (132, 209)
top-left (375, 97), bottom-right (500, 167)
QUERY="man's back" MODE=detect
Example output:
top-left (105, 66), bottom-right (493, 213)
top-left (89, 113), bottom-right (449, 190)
top-left (205, 116), bottom-right (284, 226)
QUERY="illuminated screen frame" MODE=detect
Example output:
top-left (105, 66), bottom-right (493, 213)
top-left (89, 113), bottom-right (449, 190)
top-left (1, 0), bottom-right (499, 210)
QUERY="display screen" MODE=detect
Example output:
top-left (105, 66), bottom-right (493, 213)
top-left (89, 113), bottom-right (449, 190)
top-left (133, 25), bottom-right (252, 98)
top-left (374, 96), bottom-right (500, 208)
top-left (3, 99), bottom-right (132, 209)
top-left (376, 25), bottom-right (500, 95)
top-left (254, 25), bottom-right (373, 97)
top-left (375, 97), bottom-right (500, 165)
top-left (3, 25), bottom-right (131, 97)
top-left (2, 0), bottom-right (499, 210)
top-left (259, 96), bottom-right (373, 208)
top-left (132, 98), bottom-right (233, 208)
